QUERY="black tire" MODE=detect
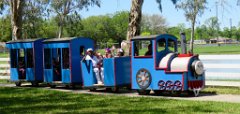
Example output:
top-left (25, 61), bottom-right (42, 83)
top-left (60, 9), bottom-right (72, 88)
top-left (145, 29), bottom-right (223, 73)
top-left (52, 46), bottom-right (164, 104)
top-left (154, 90), bottom-right (164, 95)
top-left (105, 88), bottom-right (112, 92)
top-left (71, 84), bottom-right (76, 89)
top-left (65, 85), bottom-right (70, 89)
top-left (137, 89), bottom-right (150, 95)
top-left (111, 87), bottom-right (119, 93)
top-left (171, 91), bottom-right (182, 97)
top-left (187, 90), bottom-right (195, 96)
top-left (15, 82), bottom-right (21, 87)
top-left (89, 88), bottom-right (96, 91)
top-left (31, 82), bottom-right (39, 87)
top-left (50, 84), bottom-right (56, 88)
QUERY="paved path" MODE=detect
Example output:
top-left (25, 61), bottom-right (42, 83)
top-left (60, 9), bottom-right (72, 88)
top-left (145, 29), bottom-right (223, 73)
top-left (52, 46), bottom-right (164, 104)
top-left (1, 77), bottom-right (240, 87)
top-left (1, 83), bottom-right (240, 104)
top-left (206, 81), bottom-right (240, 87)
top-left (0, 76), bottom-right (10, 79)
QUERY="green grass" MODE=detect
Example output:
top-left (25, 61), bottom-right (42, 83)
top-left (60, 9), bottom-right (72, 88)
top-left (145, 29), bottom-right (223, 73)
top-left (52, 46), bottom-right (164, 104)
top-left (0, 79), bottom-right (12, 84)
top-left (203, 86), bottom-right (240, 95)
top-left (193, 45), bottom-right (240, 54)
top-left (0, 52), bottom-right (9, 58)
top-left (0, 87), bottom-right (240, 114)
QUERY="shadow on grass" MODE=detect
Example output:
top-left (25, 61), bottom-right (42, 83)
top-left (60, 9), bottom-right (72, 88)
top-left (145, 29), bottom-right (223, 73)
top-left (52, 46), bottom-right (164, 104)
top-left (0, 87), bottom-right (236, 113)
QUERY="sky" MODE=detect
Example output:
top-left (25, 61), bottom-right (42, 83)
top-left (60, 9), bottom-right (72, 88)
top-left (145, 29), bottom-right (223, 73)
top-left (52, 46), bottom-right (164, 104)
top-left (80, 0), bottom-right (240, 29)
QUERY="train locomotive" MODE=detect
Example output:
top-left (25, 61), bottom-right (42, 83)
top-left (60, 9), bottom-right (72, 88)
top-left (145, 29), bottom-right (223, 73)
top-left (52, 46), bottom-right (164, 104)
top-left (6, 33), bottom-right (205, 96)
top-left (131, 34), bottom-right (205, 96)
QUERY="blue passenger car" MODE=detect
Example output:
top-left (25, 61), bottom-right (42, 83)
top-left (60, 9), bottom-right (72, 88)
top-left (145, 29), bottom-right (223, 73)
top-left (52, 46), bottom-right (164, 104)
top-left (81, 57), bottom-right (131, 91)
top-left (43, 37), bottom-right (94, 88)
top-left (6, 39), bottom-right (45, 86)
top-left (131, 34), bottom-right (205, 96)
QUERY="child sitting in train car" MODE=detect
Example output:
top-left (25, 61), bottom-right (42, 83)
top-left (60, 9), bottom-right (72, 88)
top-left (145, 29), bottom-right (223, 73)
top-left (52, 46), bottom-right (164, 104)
top-left (104, 48), bottom-right (113, 58)
top-left (18, 58), bottom-right (26, 79)
top-left (115, 48), bottom-right (125, 57)
top-left (52, 58), bottom-right (60, 76)
top-left (84, 48), bottom-right (104, 85)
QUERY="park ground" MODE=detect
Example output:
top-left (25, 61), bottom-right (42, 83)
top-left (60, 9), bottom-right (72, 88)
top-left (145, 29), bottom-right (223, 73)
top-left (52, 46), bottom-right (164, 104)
top-left (0, 80), bottom-right (240, 113)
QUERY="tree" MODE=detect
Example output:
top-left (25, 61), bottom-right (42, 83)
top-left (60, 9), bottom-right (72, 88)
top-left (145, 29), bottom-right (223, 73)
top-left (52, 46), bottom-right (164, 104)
top-left (111, 11), bottom-right (129, 43)
top-left (141, 14), bottom-right (167, 34)
top-left (0, 0), bottom-right (25, 40)
top-left (48, 0), bottom-right (101, 38)
top-left (176, 0), bottom-right (207, 53)
top-left (204, 17), bottom-right (219, 38)
top-left (0, 0), bottom-right (49, 40)
top-left (81, 15), bottom-right (113, 42)
top-left (126, 0), bottom-right (144, 41)
top-left (0, 15), bottom-right (12, 41)
top-left (125, 0), bottom-right (177, 55)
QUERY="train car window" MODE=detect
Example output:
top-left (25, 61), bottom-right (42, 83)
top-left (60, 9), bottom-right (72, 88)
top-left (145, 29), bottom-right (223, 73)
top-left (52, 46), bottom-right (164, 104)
top-left (26, 49), bottom-right (34, 68)
top-left (19, 49), bottom-right (25, 57)
top-left (134, 40), bottom-right (152, 57)
top-left (44, 48), bottom-right (51, 69)
top-left (62, 48), bottom-right (69, 69)
top-left (80, 46), bottom-right (85, 57)
top-left (18, 49), bottom-right (25, 69)
top-left (168, 39), bottom-right (176, 52)
top-left (10, 49), bottom-right (17, 68)
top-left (157, 38), bottom-right (166, 52)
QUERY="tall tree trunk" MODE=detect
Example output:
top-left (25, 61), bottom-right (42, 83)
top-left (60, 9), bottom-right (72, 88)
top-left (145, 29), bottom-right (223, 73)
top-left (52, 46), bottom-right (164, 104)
top-left (123, 0), bottom-right (143, 55)
top-left (58, 15), bottom-right (64, 38)
top-left (189, 20), bottom-right (195, 54)
top-left (10, 0), bottom-right (24, 41)
top-left (126, 0), bottom-right (144, 40)
top-left (58, 23), bottom-right (63, 38)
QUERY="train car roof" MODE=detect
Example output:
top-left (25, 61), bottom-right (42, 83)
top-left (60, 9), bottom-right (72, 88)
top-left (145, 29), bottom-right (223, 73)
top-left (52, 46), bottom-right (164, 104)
top-left (131, 35), bottom-right (159, 41)
top-left (6, 38), bottom-right (43, 44)
top-left (43, 37), bottom-right (76, 43)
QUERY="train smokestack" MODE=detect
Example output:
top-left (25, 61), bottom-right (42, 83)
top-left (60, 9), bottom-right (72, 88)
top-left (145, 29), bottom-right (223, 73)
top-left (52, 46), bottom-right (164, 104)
top-left (180, 32), bottom-right (187, 54)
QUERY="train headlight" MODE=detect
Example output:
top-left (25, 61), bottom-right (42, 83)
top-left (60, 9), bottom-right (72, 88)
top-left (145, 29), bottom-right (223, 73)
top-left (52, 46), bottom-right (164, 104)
top-left (192, 60), bottom-right (204, 76)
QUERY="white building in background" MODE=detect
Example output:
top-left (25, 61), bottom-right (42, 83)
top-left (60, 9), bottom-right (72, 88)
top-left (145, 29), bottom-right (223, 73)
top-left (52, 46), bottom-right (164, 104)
top-left (194, 40), bottom-right (207, 44)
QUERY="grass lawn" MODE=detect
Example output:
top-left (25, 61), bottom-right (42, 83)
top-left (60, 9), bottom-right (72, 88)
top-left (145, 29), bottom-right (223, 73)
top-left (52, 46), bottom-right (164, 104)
top-left (0, 87), bottom-right (240, 114)
top-left (0, 79), bottom-right (13, 84)
top-left (203, 86), bottom-right (240, 95)
top-left (193, 45), bottom-right (240, 54)
top-left (0, 52), bottom-right (9, 58)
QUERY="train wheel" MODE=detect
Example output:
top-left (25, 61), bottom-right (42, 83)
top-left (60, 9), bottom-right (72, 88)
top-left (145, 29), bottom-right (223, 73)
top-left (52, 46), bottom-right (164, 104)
top-left (65, 85), bottom-right (70, 89)
top-left (50, 84), bottom-right (56, 88)
top-left (31, 82), bottom-right (39, 87)
top-left (171, 91), bottom-right (182, 97)
top-left (15, 82), bottom-right (21, 87)
top-left (165, 81), bottom-right (173, 91)
top-left (187, 90), bottom-right (195, 96)
top-left (154, 90), bottom-right (164, 95)
top-left (136, 69), bottom-right (152, 89)
top-left (158, 80), bottom-right (165, 90)
top-left (174, 81), bottom-right (182, 91)
top-left (137, 89), bottom-right (150, 95)
top-left (89, 88), bottom-right (96, 92)
top-left (71, 84), bottom-right (76, 89)
top-left (105, 88), bottom-right (112, 92)
top-left (111, 87), bottom-right (119, 93)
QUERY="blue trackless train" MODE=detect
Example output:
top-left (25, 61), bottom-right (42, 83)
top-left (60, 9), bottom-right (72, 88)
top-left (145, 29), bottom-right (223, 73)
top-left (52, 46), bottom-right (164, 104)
top-left (6, 34), bottom-right (205, 96)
